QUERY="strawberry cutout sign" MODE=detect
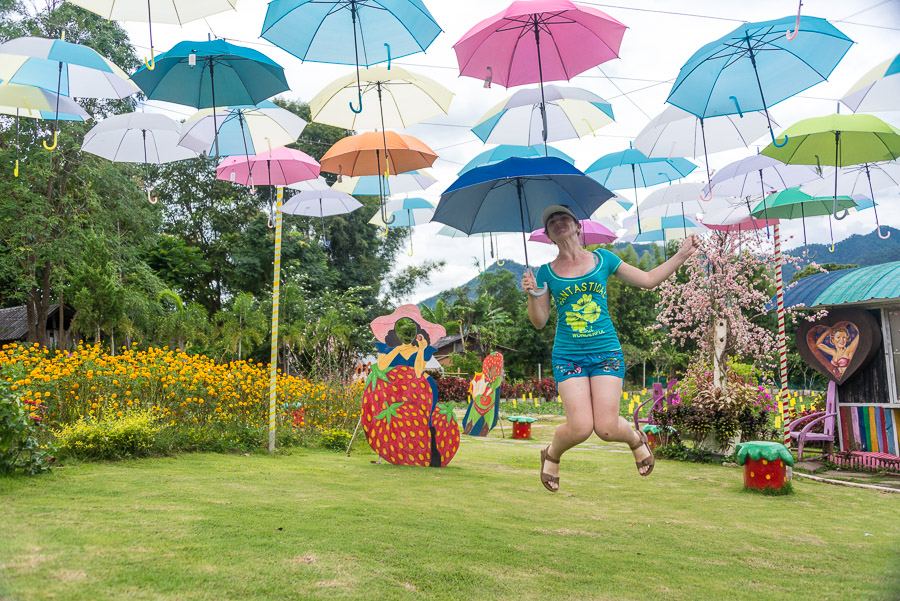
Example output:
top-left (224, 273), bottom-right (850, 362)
top-left (361, 305), bottom-right (459, 467)
top-left (463, 353), bottom-right (504, 437)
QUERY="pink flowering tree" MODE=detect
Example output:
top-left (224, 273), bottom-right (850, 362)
top-left (651, 230), bottom-right (823, 389)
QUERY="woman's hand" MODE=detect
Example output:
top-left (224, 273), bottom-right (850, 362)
top-left (677, 234), bottom-right (700, 260)
top-left (521, 268), bottom-right (537, 293)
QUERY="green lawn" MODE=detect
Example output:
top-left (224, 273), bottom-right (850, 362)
top-left (2, 420), bottom-right (899, 601)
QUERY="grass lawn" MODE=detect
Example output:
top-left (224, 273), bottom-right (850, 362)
top-left (2, 418), bottom-right (899, 601)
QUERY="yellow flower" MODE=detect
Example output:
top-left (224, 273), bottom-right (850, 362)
top-left (565, 311), bottom-right (588, 333)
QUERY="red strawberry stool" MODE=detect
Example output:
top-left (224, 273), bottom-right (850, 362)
top-left (507, 416), bottom-right (537, 439)
top-left (735, 441), bottom-right (794, 492)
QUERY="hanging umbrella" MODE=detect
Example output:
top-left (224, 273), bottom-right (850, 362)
top-left (0, 82), bottom-right (88, 176)
top-left (841, 52), bottom-right (900, 114)
top-left (437, 225), bottom-right (509, 267)
top-left (287, 176), bottom-right (330, 192)
top-left (471, 84), bottom-right (613, 149)
top-left (332, 169), bottom-right (436, 196)
top-left (433, 156), bottom-right (614, 295)
top-left (131, 39), bottom-right (290, 158)
top-left (458, 144), bottom-right (574, 175)
top-left (178, 101), bottom-right (306, 157)
top-left (633, 105), bottom-right (776, 198)
top-left (705, 154), bottom-right (821, 198)
top-left (666, 15), bottom-right (852, 149)
top-left (216, 146), bottom-right (320, 187)
top-left (454, 0), bottom-right (625, 152)
top-left (591, 194), bottom-right (633, 218)
top-left (529, 219), bottom-right (617, 245)
top-left (280, 188), bottom-right (362, 247)
top-left (636, 182), bottom-right (731, 237)
top-left (320, 131), bottom-right (438, 223)
top-left (700, 203), bottom-right (779, 232)
top-left (761, 113), bottom-right (900, 235)
top-left (749, 187), bottom-right (856, 249)
top-left (0, 36), bottom-right (139, 149)
top-left (619, 215), bottom-right (707, 244)
top-left (261, 0), bottom-right (441, 114)
top-left (81, 111), bottom-right (198, 202)
top-left (67, 0), bottom-right (238, 69)
top-left (585, 147), bottom-right (696, 233)
top-left (369, 198), bottom-right (434, 255)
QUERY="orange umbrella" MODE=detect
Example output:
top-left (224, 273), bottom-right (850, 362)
top-left (320, 131), bottom-right (438, 223)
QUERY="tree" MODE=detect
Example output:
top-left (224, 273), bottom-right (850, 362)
top-left (68, 233), bottom-right (125, 346)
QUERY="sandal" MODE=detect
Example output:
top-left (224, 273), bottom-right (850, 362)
top-left (540, 446), bottom-right (560, 492)
top-left (629, 429), bottom-right (655, 477)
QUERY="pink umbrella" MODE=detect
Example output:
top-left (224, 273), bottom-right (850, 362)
top-left (529, 219), bottom-right (617, 245)
top-left (216, 146), bottom-right (320, 186)
top-left (454, 0), bottom-right (626, 150)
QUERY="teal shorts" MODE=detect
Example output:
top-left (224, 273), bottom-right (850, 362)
top-left (552, 349), bottom-right (625, 384)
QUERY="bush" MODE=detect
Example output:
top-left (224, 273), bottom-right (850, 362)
top-left (319, 428), bottom-right (351, 452)
top-left (55, 411), bottom-right (159, 460)
top-left (432, 374), bottom-right (469, 402)
top-left (152, 422), bottom-right (263, 454)
top-left (0, 382), bottom-right (54, 475)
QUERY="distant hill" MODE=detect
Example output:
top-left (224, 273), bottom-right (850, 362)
top-left (418, 227), bottom-right (900, 308)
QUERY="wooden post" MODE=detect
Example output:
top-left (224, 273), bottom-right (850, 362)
top-left (268, 186), bottom-right (283, 453)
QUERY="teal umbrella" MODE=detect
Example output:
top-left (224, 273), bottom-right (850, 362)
top-left (750, 187), bottom-right (856, 252)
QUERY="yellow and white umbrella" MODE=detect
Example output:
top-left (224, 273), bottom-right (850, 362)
top-left (178, 101), bottom-right (307, 157)
top-left (841, 53), bottom-right (900, 114)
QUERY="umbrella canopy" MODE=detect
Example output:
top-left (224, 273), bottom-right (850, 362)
top-left (471, 84), bottom-right (613, 146)
top-left (82, 112), bottom-right (197, 163)
top-left (635, 106), bottom-right (775, 159)
top-left (529, 219), bottom-right (617, 245)
top-left (281, 189), bottom-right (362, 216)
top-left (287, 176), bottom-right (331, 192)
top-left (638, 182), bottom-right (723, 216)
top-left (320, 131), bottom-right (438, 178)
top-left (454, 0), bottom-right (626, 88)
top-left (332, 169), bottom-right (436, 195)
top-left (217, 146), bottom-right (320, 186)
top-left (700, 203), bottom-right (778, 232)
top-left (309, 66), bottom-right (453, 130)
top-left (761, 113), bottom-right (900, 227)
top-left (458, 144), bottom-right (574, 175)
top-left (619, 216), bottom-right (706, 243)
top-left (666, 15), bottom-right (852, 145)
top-left (750, 187), bottom-right (856, 248)
top-left (841, 53), bottom-right (900, 114)
top-left (800, 162), bottom-right (900, 198)
top-left (591, 193), bottom-right (633, 218)
top-left (585, 148), bottom-right (696, 231)
top-left (705, 154), bottom-right (821, 198)
top-left (178, 101), bottom-right (306, 157)
top-left (369, 206), bottom-right (434, 227)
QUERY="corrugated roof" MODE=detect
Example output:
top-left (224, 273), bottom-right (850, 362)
top-left (778, 261), bottom-right (900, 309)
top-left (0, 304), bottom-right (60, 342)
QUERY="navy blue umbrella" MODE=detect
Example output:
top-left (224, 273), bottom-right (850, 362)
top-left (433, 156), bottom-right (614, 294)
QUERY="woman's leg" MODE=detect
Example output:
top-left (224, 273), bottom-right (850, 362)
top-left (589, 375), bottom-right (652, 475)
top-left (542, 377), bottom-right (594, 490)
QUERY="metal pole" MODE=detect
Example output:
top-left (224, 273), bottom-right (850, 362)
top-left (533, 16), bottom-right (549, 157)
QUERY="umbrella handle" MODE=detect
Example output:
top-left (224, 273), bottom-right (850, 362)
top-left (834, 208), bottom-right (849, 220)
top-left (350, 89), bottom-right (363, 114)
top-left (42, 131), bottom-right (57, 150)
top-left (497, 259), bottom-right (505, 266)
top-left (13, 159), bottom-right (18, 178)
top-left (728, 96), bottom-right (743, 118)
top-left (384, 43), bottom-right (391, 69)
top-left (877, 226), bottom-right (891, 240)
top-left (268, 216), bottom-right (274, 229)
top-left (144, 47), bottom-right (156, 70)
top-left (483, 66), bottom-right (492, 89)
top-left (828, 242), bottom-right (836, 252)
top-left (146, 189), bottom-right (158, 204)
top-left (380, 226), bottom-right (388, 237)
top-left (771, 129), bottom-right (789, 147)
top-left (528, 287), bottom-right (548, 297)
top-left (786, 1), bottom-right (802, 41)
top-left (699, 187), bottom-right (712, 201)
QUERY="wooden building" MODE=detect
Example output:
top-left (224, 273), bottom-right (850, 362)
top-left (0, 304), bottom-right (75, 348)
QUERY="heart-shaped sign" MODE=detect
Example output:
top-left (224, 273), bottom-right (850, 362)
top-left (796, 308), bottom-right (881, 384)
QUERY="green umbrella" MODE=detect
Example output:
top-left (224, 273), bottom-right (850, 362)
top-left (750, 187), bottom-right (856, 252)
top-left (761, 114), bottom-right (900, 221)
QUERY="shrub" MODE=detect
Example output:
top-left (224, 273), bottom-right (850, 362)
top-left (0, 382), bottom-right (54, 475)
top-left (55, 411), bottom-right (159, 460)
top-left (432, 374), bottom-right (469, 402)
top-left (319, 428), bottom-right (351, 452)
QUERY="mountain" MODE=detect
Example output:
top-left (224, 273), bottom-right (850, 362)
top-left (418, 227), bottom-right (900, 308)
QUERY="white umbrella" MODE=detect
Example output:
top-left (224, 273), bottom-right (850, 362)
top-left (841, 53), bottom-right (900, 114)
top-left (471, 84), bottom-right (614, 149)
top-left (590, 193), bottom-right (633, 219)
top-left (177, 101), bottom-right (307, 157)
top-left (705, 154), bottom-right (822, 198)
top-left (287, 176), bottom-right (331, 192)
top-left (82, 112), bottom-right (198, 201)
top-left (332, 170), bottom-right (436, 195)
top-left (281, 188), bottom-right (363, 247)
top-left (620, 215), bottom-right (707, 245)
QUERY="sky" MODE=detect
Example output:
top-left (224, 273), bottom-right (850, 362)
top-left (121, 0), bottom-right (900, 304)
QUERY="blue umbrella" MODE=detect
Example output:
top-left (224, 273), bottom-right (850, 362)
top-left (667, 15), bottom-right (852, 148)
top-left (261, 0), bottom-right (441, 113)
top-left (433, 156), bottom-right (614, 295)
top-left (585, 148), bottom-right (696, 233)
top-left (458, 144), bottom-right (574, 175)
top-left (131, 39), bottom-right (290, 157)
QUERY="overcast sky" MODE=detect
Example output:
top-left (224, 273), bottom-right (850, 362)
top-left (122, 0), bottom-right (900, 304)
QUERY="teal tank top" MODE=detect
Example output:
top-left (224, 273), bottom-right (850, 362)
top-left (536, 249), bottom-right (623, 356)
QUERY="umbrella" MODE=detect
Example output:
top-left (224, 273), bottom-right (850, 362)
top-left (841, 52), bottom-right (900, 114)
top-left (217, 146), bottom-right (320, 187)
top-left (585, 147), bottom-right (696, 232)
top-left (619, 215), bottom-right (707, 245)
top-left (433, 156), bottom-right (614, 295)
top-left (0, 82), bottom-right (88, 176)
top-left (0, 36), bottom-right (139, 149)
top-left (287, 176), bottom-right (330, 192)
top-left (591, 193), bottom-right (633, 218)
top-left (131, 39), bottom-right (290, 158)
top-left (261, 0), bottom-right (441, 113)
top-left (458, 144), bottom-right (574, 175)
top-left (761, 113), bottom-right (900, 232)
top-left (666, 15), bottom-right (852, 148)
top-left (636, 182), bottom-right (730, 237)
top-left (749, 187), bottom-right (856, 250)
top-left (454, 0), bottom-right (625, 151)
top-left (529, 219), bottom-right (617, 245)
top-left (67, 0), bottom-right (238, 69)
top-left (700, 203), bottom-right (778, 232)
top-left (471, 84), bottom-right (613, 149)
top-left (369, 197), bottom-right (434, 255)
top-left (81, 111), bottom-right (198, 202)
top-left (633, 105), bottom-right (777, 197)
top-left (437, 225), bottom-right (508, 268)
top-left (332, 169), bottom-right (436, 196)
top-left (320, 131), bottom-right (438, 223)
top-left (280, 188), bottom-right (362, 247)
top-left (178, 101), bottom-right (306, 157)
top-left (309, 66), bottom-right (453, 130)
